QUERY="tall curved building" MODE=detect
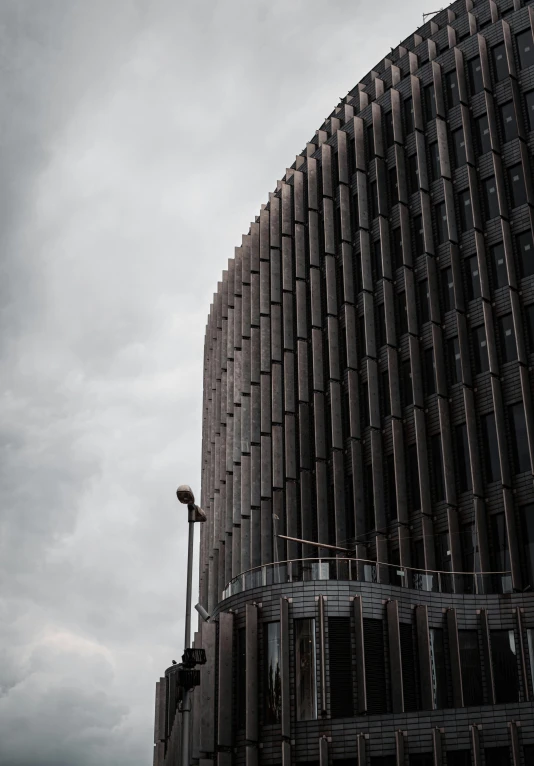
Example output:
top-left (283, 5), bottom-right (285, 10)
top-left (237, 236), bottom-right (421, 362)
top-left (154, 1), bottom-right (534, 765)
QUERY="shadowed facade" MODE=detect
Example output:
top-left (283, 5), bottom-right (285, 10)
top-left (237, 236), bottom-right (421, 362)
top-left (155, 1), bottom-right (534, 764)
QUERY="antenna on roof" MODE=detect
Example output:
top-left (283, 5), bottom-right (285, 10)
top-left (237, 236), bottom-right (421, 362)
top-left (423, 8), bottom-right (443, 22)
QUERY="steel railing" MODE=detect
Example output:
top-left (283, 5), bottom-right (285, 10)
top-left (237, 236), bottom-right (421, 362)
top-left (221, 557), bottom-right (513, 599)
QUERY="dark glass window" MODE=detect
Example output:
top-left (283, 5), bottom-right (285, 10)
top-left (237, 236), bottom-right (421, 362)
top-left (431, 433), bottom-right (444, 499)
top-left (413, 538), bottom-right (424, 570)
top-left (389, 165), bottom-right (398, 205)
top-left (237, 627), bottom-right (246, 728)
top-left (517, 229), bottom-right (534, 277)
top-left (456, 423), bottom-right (472, 491)
top-left (363, 619), bottom-right (388, 714)
top-left (397, 291), bottom-right (408, 334)
top-left (517, 28), bottom-right (534, 70)
top-left (381, 370), bottom-right (390, 416)
top-left (452, 126), bottom-right (466, 167)
top-left (482, 412), bottom-right (500, 482)
top-left (376, 302), bottom-right (386, 348)
top-left (419, 279), bottom-right (430, 324)
top-left (264, 622), bottom-right (281, 724)
top-left (408, 154), bottom-right (419, 194)
top-left (459, 630), bottom-right (483, 706)
top-left (409, 754), bottom-right (433, 766)
top-left (405, 97), bottom-right (414, 135)
top-left (499, 314), bottom-right (516, 362)
top-left (436, 201), bottom-right (448, 244)
top-left (400, 622), bottom-right (418, 711)
top-left (442, 266), bottom-right (454, 312)
top-left (361, 380), bottom-right (369, 428)
top-left (526, 304), bottom-right (534, 350)
top-left (525, 746), bottom-right (534, 766)
top-left (295, 618), bottom-right (317, 721)
top-left (468, 56), bottom-right (484, 94)
top-left (458, 189), bottom-right (473, 232)
top-left (424, 84), bottom-right (436, 121)
top-left (473, 325), bottom-right (489, 375)
top-left (499, 101), bottom-right (517, 143)
top-left (402, 360), bottom-right (413, 406)
top-left (462, 523), bottom-right (480, 573)
top-left (408, 443), bottom-right (420, 509)
top-left (475, 113), bottom-right (491, 154)
top-left (367, 123), bottom-right (375, 159)
top-left (466, 256), bottom-right (481, 301)
top-left (414, 214), bottom-right (425, 255)
top-left (351, 192), bottom-right (359, 231)
top-left (482, 176), bottom-right (500, 219)
top-left (448, 336), bottom-right (462, 384)
top-left (385, 110), bottom-right (394, 147)
top-left (374, 239), bottom-right (382, 280)
top-left (525, 90), bottom-right (534, 131)
top-left (386, 451), bottom-right (397, 520)
top-left (355, 253), bottom-right (362, 294)
top-left (429, 141), bottom-right (440, 181)
top-left (492, 42), bottom-right (508, 82)
top-left (364, 462), bottom-right (374, 530)
top-left (492, 630), bottom-right (518, 703)
top-left (490, 242), bottom-right (507, 288)
top-left (424, 347), bottom-right (436, 396)
top-left (392, 227), bottom-right (403, 269)
top-left (508, 163), bottom-right (527, 208)
top-left (484, 747), bottom-right (510, 766)
top-left (358, 314), bottom-right (366, 358)
top-left (445, 69), bottom-right (460, 108)
top-left (430, 627), bottom-right (448, 708)
top-left (521, 504), bottom-right (534, 588)
top-left (371, 180), bottom-right (379, 218)
top-left (446, 752), bottom-right (472, 766)
top-left (437, 532), bottom-right (451, 573)
top-left (328, 617), bottom-right (354, 718)
top-left (370, 758), bottom-right (396, 766)
top-left (509, 402), bottom-right (530, 473)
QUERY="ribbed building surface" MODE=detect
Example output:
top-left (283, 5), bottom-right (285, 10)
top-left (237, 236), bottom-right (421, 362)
top-left (154, 1), bottom-right (534, 764)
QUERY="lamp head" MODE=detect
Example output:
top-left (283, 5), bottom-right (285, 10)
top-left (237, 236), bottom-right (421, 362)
top-left (195, 603), bottom-right (211, 622)
top-left (176, 485), bottom-right (195, 505)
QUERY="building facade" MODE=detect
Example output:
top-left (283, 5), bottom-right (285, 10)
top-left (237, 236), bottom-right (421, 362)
top-left (154, 1), bottom-right (534, 764)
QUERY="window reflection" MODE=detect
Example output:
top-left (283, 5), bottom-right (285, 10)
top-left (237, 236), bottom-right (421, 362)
top-left (475, 113), bottom-right (491, 154)
top-left (295, 618), bottom-right (317, 721)
top-left (468, 56), bottom-right (483, 95)
top-left (264, 622), bottom-right (281, 724)
top-left (430, 628), bottom-right (448, 709)
top-left (459, 629), bottom-right (483, 706)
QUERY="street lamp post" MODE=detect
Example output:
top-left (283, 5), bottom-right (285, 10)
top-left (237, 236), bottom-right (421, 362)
top-left (176, 485), bottom-right (206, 766)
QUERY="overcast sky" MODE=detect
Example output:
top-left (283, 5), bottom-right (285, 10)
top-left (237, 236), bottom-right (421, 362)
top-left (0, 1), bottom-right (423, 763)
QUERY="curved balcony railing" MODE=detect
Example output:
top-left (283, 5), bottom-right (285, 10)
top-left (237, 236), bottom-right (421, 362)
top-left (221, 557), bottom-right (513, 600)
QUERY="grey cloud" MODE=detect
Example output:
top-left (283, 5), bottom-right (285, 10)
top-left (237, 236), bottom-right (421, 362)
top-left (0, 1), bottom-right (421, 763)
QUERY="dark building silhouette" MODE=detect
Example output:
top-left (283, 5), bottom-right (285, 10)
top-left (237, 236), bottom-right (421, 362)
top-left (154, 1), bottom-right (534, 764)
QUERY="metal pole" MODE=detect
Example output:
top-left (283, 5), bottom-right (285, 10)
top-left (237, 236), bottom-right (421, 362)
top-left (184, 508), bottom-right (195, 650)
top-left (181, 510), bottom-right (195, 766)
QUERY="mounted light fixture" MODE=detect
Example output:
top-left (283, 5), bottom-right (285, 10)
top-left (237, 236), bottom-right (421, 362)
top-left (195, 603), bottom-right (211, 622)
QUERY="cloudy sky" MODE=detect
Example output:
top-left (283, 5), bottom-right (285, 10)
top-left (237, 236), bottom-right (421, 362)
top-left (1, 1), bottom-right (423, 763)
